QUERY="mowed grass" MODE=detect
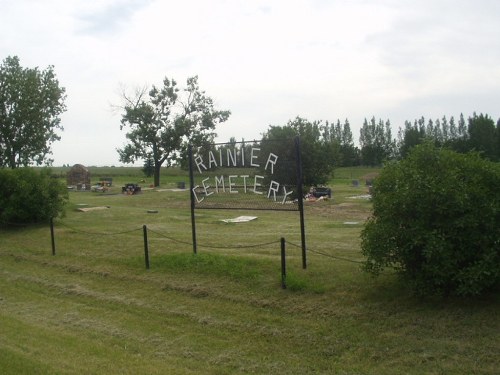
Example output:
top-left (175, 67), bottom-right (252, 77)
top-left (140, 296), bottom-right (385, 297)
top-left (0, 167), bottom-right (499, 374)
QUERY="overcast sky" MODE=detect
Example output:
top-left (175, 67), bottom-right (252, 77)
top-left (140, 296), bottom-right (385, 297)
top-left (1, 0), bottom-right (499, 166)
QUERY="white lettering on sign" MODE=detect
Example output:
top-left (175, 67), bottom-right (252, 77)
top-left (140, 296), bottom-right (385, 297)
top-left (281, 185), bottom-right (294, 204)
top-left (208, 151), bottom-right (217, 169)
top-left (268, 180), bottom-right (280, 200)
top-left (194, 155), bottom-right (207, 174)
top-left (228, 175), bottom-right (238, 193)
top-left (253, 175), bottom-right (264, 194)
top-left (192, 185), bottom-right (203, 203)
top-left (201, 178), bottom-right (213, 198)
top-left (265, 153), bottom-right (278, 174)
top-left (194, 146), bottom-right (280, 172)
top-left (215, 175), bottom-right (225, 192)
top-left (227, 149), bottom-right (237, 167)
top-left (250, 148), bottom-right (260, 167)
top-left (192, 175), bottom-right (294, 203)
top-left (193, 144), bottom-right (295, 205)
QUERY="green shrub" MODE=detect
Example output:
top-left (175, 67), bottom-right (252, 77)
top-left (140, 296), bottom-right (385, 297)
top-left (0, 168), bottom-right (68, 225)
top-left (361, 143), bottom-right (500, 296)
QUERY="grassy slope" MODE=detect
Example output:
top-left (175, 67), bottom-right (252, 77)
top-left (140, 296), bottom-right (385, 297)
top-left (1, 167), bottom-right (499, 374)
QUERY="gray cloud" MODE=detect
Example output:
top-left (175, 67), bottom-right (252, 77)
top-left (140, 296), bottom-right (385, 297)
top-left (2, 0), bottom-right (499, 165)
top-left (367, 1), bottom-right (500, 70)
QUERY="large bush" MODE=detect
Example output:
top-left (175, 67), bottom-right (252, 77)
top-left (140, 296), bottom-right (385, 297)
top-left (361, 143), bottom-right (500, 296)
top-left (0, 168), bottom-right (68, 225)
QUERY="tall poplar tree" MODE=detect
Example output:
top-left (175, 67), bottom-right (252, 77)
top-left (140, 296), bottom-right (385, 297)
top-left (467, 113), bottom-right (497, 161)
top-left (359, 117), bottom-right (394, 166)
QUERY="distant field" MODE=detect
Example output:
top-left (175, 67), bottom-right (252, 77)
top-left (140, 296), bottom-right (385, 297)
top-left (1, 166), bottom-right (499, 374)
top-left (48, 166), bottom-right (189, 188)
top-left (47, 165), bottom-right (376, 188)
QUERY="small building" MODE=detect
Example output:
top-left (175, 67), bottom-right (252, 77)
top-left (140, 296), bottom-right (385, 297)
top-left (67, 164), bottom-right (91, 190)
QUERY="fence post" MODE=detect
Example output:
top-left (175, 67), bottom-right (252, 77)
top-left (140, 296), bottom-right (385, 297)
top-left (281, 237), bottom-right (286, 289)
top-left (188, 144), bottom-right (197, 255)
top-left (50, 217), bottom-right (56, 256)
top-left (143, 225), bottom-right (150, 269)
top-left (294, 136), bottom-right (307, 269)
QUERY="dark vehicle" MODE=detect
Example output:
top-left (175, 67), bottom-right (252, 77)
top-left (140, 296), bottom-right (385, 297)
top-left (122, 183), bottom-right (141, 195)
top-left (311, 186), bottom-right (331, 198)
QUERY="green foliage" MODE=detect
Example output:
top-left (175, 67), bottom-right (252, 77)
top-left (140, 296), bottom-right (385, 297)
top-left (467, 113), bottom-right (498, 161)
top-left (359, 117), bottom-right (395, 166)
top-left (262, 116), bottom-right (336, 187)
top-left (0, 168), bottom-right (68, 225)
top-left (320, 119), bottom-right (359, 166)
top-left (361, 143), bottom-right (500, 296)
top-left (396, 113), bottom-right (500, 161)
top-left (118, 76), bottom-right (230, 186)
top-left (0, 56), bottom-right (66, 168)
top-left (142, 156), bottom-right (154, 177)
top-left (397, 120), bottom-right (426, 159)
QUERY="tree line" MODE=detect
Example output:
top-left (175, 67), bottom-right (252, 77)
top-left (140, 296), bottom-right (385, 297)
top-left (1, 56), bottom-right (499, 188)
top-left (266, 113), bottom-right (500, 169)
top-left (256, 114), bottom-right (499, 187)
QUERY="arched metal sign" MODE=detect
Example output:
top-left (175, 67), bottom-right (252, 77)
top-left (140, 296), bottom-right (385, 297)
top-left (188, 137), bottom-right (307, 268)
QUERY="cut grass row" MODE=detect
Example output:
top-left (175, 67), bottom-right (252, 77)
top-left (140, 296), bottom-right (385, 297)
top-left (1, 167), bottom-right (499, 374)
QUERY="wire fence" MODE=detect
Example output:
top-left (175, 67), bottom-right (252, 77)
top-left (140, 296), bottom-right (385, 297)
top-left (287, 240), bottom-right (365, 264)
top-left (55, 220), bottom-right (143, 236)
top-left (0, 218), bottom-right (368, 290)
top-left (3, 218), bottom-right (364, 267)
top-left (49, 219), bottom-right (364, 264)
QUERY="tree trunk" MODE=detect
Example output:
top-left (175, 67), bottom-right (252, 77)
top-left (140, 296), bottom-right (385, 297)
top-left (9, 153), bottom-right (17, 169)
top-left (153, 163), bottom-right (161, 187)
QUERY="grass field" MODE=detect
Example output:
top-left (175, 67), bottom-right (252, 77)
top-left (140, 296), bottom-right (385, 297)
top-left (1, 167), bottom-right (499, 374)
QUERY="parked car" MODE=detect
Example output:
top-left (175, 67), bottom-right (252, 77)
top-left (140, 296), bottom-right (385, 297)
top-left (122, 183), bottom-right (141, 194)
top-left (311, 186), bottom-right (332, 198)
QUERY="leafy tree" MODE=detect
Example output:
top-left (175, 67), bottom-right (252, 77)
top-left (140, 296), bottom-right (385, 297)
top-left (262, 117), bottom-right (337, 189)
top-left (323, 119), bottom-right (359, 166)
top-left (458, 113), bottom-right (467, 138)
top-left (441, 115), bottom-right (450, 142)
top-left (0, 56), bottom-right (66, 168)
top-left (447, 113), bottom-right (470, 153)
top-left (448, 115), bottom-right (458, 139)
top-left (397, 120), bottom-right (425, 159)
top-left (467, 113), bottom-right (497, 161)
top-left (432, 118), bottom-right (443, 144)
top-left (340, 119), bottom-right (359, 166)
top-left (361, 143), bottom-right (500, 297)
top-left (118, 76), bottom-right (230, 186)
top-left (359, 117), bottom-right (394, 166)
top-left (320, 120), bottom-right (341, 164)
top-left (142, 155), bottom-right (154, 177)
top-left (397, 113), bottom-right (500, 160)
top-left (497, 119), bottom-right (500, 160)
